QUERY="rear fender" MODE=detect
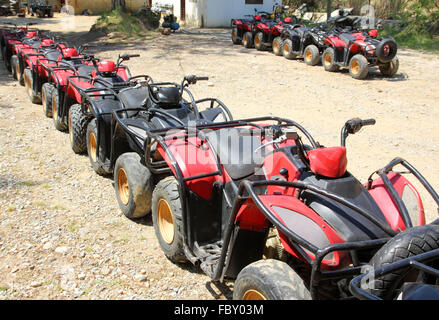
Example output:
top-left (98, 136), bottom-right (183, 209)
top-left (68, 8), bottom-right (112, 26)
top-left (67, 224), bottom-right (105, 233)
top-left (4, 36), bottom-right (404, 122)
top-left (368, 172), bottom-right (426, 229)
top-left (67, 77), bottom-right (93, 102)
top-left (156, 133), bottom-right (228, 200)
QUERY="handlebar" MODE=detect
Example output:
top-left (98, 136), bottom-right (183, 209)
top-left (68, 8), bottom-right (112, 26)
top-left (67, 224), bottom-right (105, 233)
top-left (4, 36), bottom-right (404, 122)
top-left (341, 118), bottom-right (376, 146)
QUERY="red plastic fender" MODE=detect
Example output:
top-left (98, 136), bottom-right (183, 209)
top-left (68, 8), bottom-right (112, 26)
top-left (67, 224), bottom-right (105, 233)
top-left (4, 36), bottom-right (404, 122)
top-left (157, 133), bottom-right (229, 200)
top-left (255, 194), bottom-right (347, 269)
top-left (67, 77), bottom-right (94, 102)
top-left (367, 172), bottom-right (426, 230)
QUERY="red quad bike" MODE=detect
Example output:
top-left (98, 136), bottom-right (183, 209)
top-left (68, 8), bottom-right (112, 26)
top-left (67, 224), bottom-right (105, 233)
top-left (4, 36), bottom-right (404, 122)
top-left (10, 34), bottom-right (62, 87)
top-left (139, 116), bottom-right (439, 300)
top-left (65, 53), bottom-right (141, 154)
top-left (108, 75), bottom-right (233, 219)
top-left (322, 27), bottom-right (399, 79)
top-left (254, 16), bottom-right (297, 52)
top-left (231, 10), bottom-right (273, 49)
top-left (23, 43), bottom-right (89, 110)
top-left (1, 22), bottom-right (38, 72)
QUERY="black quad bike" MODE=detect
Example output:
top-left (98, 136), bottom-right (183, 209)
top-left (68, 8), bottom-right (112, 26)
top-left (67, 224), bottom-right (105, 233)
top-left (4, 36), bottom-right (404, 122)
top-left (107, 75), bottom-right (233, 219)
top-left (66, 53), bottom-right (143, 154)
top-left (29, 1), bottom-right (53, 18)
top-left (137, 115), bottom-right (439, 300)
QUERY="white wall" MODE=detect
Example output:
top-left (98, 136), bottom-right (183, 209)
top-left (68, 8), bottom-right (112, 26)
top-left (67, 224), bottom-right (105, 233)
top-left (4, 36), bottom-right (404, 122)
top-left (153, 0), bottom-right (279, 28)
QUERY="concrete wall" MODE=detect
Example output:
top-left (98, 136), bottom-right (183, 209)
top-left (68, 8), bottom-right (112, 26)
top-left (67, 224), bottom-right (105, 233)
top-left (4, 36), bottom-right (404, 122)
top-left (152, 0), bottom-right (278, 27)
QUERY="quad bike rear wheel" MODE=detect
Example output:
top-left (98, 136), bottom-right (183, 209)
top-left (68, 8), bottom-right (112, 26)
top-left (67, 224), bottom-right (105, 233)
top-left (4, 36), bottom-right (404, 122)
top-left (114, 152), bottom-right (153, 219)
top-left (349, 54), bottom-right (369, 80)
top-left (272, 37), bottom-right (283, 56)
top-left (254, 32), bottom-right (265, 51)
top-left (231, 26), bottom-right (241, 45)
top-left (69, 104), bottom-right (89, 154)
top-left (379, 56), bottom-right (399, 77)
top-left (152, 176), bottom-right (187, 263)
top-left (51, 89), bottom-right (67, 131)
top-left (322, 47), bottom-right (339, 72)
top-left (86, 118), bottom-right (109, 176)
top-left (42, 83), bottom-right (55, 117)
top-left (233, 259), bottom-right (311, 300)
top-left (282, 39), bottom-right (297, 60)
top-left (304, 45), bottom-right (320, 66)
top-left (367, 225), bottom-right (439, 300)
top-left (243, 32), bottom-right (254, 49)
top-left (24, 67), bottom-right (41, 104)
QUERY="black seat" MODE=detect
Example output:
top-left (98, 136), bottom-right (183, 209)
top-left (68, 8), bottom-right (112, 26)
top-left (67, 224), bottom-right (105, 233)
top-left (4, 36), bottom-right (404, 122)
top-left (152, 87), bottom-right (181, 108)
top-left (119, 86), bottom-right (149, 110)
top-left (205, 128), bottom-right (265, 180)
top-left (76, 65), bottom-right (95, 77)
top-left (339, 33), bottom-right (357, 44)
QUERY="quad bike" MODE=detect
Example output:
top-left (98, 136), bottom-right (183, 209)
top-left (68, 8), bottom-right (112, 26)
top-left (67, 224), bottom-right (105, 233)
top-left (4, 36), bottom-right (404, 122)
top-left (322, 27), bottom-right (399, 79)
top-left (1, 22), bottom-right (38, 72)
top-left (279, 22), bottom-right (328, 65)
top-left (23, 43), bottom-right (89, 109)
top-left (29, 0), bottom-right (53, 18)
top-left (107, 75), bottom-right (233, 219)
top-left (137, 115), bottom-right (439, 300)
top-left (65, 53), bottom-right (141, 154)
top-left (254, 16), bottom-right (297, 52)
top-left (278, 9), bottom-right (364, 65)
top-left (9, 33), bottom-right (61, 86)
top-left (231, 9), bottom-right (274, 48)
top-left (350, 229), bottom-right (439, 300)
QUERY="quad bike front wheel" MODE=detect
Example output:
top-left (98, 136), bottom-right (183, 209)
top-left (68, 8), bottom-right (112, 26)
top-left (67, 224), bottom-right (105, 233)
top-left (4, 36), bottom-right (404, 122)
top-left (51, 90), bottom-right (67, 131)
top-left (322, 47), bottom-right (339, 72)
top-left (304, 45), bottom-right (320, 66)
top-left (379, 56), bottom-right (399, 77)
top-left (243, 32), bottom-right (254, 49)
top-left (152, 176), bottom-right (187, 263)
top-left (86, 118), bottom-right (109, 176)
top-left (272, 37), bottom-right (283, 56)
top-left (254, 32), bottom-right (265, 51)
top-left (231, 27), bottom-right (241, 45)
top-left (233, 259), bottom-right (311, 300)
top-left (23, 67), bottom-right (41, 104)
top-left (11, 55), bottom-right (21, 83)
top-left (367, 225), bottom-right (439, 300)
top-left (282, 39), bottom-right (297, 60)
top-left (349, 54), bottom-right (369, 80)
top-left (69, 104), bottom-right (90, 154)
top-left (114, 152), bottom-right (153, 219)
top-left (42, 83), bottom-right (55, 117)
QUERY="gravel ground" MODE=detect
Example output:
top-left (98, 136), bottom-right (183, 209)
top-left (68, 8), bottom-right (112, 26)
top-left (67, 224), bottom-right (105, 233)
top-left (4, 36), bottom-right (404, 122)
top-left (0, 14), bottom-right (438, 300)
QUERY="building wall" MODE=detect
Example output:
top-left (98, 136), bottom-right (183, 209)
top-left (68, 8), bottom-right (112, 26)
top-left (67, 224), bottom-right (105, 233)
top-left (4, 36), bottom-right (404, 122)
top-left (64, 0), bottom-right (147, 15)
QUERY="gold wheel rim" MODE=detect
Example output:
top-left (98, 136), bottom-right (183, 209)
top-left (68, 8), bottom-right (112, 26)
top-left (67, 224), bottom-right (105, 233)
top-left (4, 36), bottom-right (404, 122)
top-left (273, 41), bottom-right (278, 51)
top-left (52, 96), bottom-right (57, 122)
top-left (117, 168), bottom-right (130, 205)
top-left (243, 37), bottom-right (247, 46)
top-left (42, 89), bottom-right (46, 109)
top-left (324, 52), bottom-right (332, 66)
top-left (351, 60), bottom-right (360, 75)
top-left (25, 72), bottom-right (31, 96)
top-left (89, 132), bottom-right (97, 163)
top-left (255, 37), bottom-right (260, 46)
top-left (243, 289), bottom-right (267, 300)
top-left (283, 43), bottom-right (289, 54)
top-left (232, 30), bottom-right (236, 41)
top-left (15, 63), bottom-right (20, 79)
top-left (305, 49), bottom-right (312, 62)
top-left (157, 198), bottom-right (174, 244)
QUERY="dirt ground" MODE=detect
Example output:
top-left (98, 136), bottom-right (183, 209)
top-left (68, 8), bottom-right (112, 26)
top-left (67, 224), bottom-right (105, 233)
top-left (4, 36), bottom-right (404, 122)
top-left (0, 13), bottom-right (438, 300)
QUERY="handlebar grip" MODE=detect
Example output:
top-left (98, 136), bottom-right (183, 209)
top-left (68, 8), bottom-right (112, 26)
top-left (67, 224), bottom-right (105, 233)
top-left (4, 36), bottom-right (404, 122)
top-left (196, 76), bottom-right (209, 81)
top-left (129, 54), bottom-right (140, 58)
top-left (361, 119), bottom-right (376, 126)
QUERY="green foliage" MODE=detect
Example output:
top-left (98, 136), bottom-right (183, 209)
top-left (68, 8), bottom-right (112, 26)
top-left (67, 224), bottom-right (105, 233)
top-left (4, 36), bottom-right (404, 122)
top-left (91, 8), bottom-right (160, 37)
